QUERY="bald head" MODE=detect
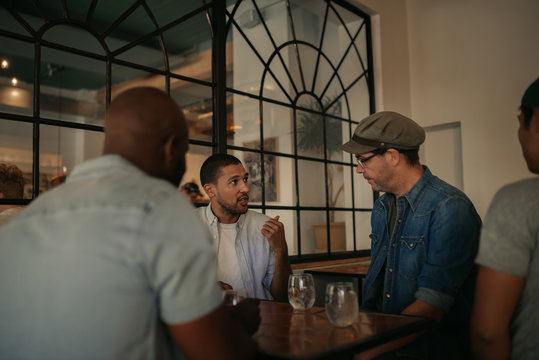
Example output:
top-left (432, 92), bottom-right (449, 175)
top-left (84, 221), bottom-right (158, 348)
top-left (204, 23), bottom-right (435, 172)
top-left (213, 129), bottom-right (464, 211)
top-left (104, 87), bottom-right (189, 186)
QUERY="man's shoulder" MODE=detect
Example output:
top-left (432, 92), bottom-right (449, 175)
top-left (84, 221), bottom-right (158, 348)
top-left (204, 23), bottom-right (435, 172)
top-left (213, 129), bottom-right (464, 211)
top-left (497, 177), bottom-right (539, 198)
top-left (420, 174), bottom-right (475, 208)
top-left (415, 174), bottom-right (479, 220)
top-left (488, 177), bottom-right (539, 215)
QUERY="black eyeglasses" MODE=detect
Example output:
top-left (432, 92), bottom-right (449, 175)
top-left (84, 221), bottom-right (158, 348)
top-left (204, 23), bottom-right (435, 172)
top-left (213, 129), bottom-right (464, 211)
top-left (355, 149), bottom-right (387, 169)
top-left (355, 153), bottom-right (377, 169)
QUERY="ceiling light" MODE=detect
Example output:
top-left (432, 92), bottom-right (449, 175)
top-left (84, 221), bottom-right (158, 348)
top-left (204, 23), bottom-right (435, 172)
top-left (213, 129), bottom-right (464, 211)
top-left (11, 77), bottom-right (18, 86)
top-left (1, 60), bottom-right (8, 69)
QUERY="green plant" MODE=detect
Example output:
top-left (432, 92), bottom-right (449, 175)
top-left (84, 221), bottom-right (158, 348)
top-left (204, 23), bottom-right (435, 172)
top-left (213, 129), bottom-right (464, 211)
top-left (296, 96), bottom-right (344, 222)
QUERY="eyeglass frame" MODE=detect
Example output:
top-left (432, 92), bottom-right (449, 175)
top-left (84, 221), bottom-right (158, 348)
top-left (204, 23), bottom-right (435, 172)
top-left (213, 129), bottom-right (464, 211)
top-left (355, 149), bottom-right (388, 169)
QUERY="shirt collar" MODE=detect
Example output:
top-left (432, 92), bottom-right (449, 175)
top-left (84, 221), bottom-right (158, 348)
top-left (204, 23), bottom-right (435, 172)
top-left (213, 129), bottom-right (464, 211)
top-left (203, 201), bottom-right (245, 228)
top-left (379, 165), bottom-right (433, 212)
top-left (401, 165), bottom-right (433, 211)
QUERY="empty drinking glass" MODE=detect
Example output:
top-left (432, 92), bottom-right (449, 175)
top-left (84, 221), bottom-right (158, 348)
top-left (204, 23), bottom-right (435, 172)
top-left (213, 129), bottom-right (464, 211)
top-left (288, 273), bottom-right (315, 310)
top-left (325, 282), bottom-right (358, 327)
top-left (223, 289), bottom-right (241, 306)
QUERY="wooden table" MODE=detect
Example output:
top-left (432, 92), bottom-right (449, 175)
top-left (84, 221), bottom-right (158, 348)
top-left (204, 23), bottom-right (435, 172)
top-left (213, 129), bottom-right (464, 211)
top-left (305, 264), bottom-right (370, 306)
top-left (306, 263), bottom-right (370, 277)
top-left (254, 301), bottom-right (433, 360)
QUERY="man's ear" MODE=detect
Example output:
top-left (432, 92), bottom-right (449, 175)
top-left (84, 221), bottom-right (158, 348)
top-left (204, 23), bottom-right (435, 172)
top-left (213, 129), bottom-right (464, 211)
top-left (0, 192), bottom-right (4, 199)
top-left (203, 183), bottom-right (215, 198)
top-left (163, 135), bottom-right (178, 164)
top-left (385, 148), bottom-right (401, 166)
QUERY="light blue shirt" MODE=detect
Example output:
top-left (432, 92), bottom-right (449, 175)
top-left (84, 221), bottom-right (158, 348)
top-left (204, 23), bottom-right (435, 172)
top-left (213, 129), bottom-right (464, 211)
top-left (197, 204), bottom-right (275, 299)
top-left (0, 155), bottom-right (223, 360)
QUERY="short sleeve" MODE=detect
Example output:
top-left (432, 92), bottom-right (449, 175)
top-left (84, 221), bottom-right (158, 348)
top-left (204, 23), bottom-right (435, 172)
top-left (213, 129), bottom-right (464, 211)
top-left (138, 195), bottom-right (222, 324)
top-left (476, 182), bottom-right (538, 277)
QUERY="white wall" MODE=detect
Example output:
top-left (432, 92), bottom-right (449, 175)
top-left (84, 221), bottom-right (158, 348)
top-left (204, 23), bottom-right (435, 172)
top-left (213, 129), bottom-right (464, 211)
top-left (353, 0), bottom-right (539, 217)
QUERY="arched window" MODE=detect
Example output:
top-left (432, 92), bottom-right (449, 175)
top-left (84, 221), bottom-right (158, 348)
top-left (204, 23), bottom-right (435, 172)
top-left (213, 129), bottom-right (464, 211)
top-left (0, 0), bottom-right (374, 262)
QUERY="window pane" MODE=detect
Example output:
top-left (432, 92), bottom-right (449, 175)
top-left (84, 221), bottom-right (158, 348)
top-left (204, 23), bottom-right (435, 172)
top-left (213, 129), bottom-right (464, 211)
top-left (40, 47), bottom-right (106, 126)
top-left (262, 101), bottom-right (294, 156)
top-left (297, 159), bottom-right (324, 207)
top-left (171, 80), bottom-right (213, 142)
top-left (347, 76), bottom-right (370, 122)
top-left (0, 36), bottom-right (33, 116)
top-left (303, 210), bottom-right (353, 254)
top-left (0, 119), bottom-right (33, 199)
top-left (0, 6), bottom-right (32, 35)
top-left (228, 11), bottom-right (266, 98)
top-left (355, 211), bottom-right (372, 250)
top-left (300, 210), bottom-right (326, 255)
top-left (105, 5), bottom-right (156, 54)
top-left (42, 24), bottom-right (105, 55)
top-left (110, 64), bottom-right (166, 102)
top-left (338, 211), bottom-right (355, 251)
top-left (147, 0), bottom-right (206, 28)
top-left (182, 144), bottom-right (212, 204)
top-left (326, 116), bottom-right (347, 162)
top-left (327, 163), bottom-right (345, 209)
top-left (114, 35), bottom-right (165, 70)
top-left (353, 166), bottom-right (374, 209)
top-left (164, 11), bottom-right (213, 81)
top-left (322, 5), bottom-right (359, 69)
top-left (227, 92), bottom-right (260, 149)
top-left (296, 99), bottom-right (324, 160)
top-left (39, 125), bottom-right (104, 193)
top-left (354, 22), bottom-right (369, 73)
top-left (67, 0), bottom-right (95, 23)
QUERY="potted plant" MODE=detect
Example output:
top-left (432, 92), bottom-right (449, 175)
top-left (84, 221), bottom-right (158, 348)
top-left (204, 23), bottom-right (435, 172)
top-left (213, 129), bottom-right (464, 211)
top-left (296, 96), bottom-right (346, 252)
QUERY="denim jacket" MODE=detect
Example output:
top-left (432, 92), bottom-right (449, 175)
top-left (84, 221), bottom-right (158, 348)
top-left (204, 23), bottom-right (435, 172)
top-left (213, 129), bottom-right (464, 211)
top-left (362, 166), bottom-right (481, 315)
top-left (197, 204), bottom-right (275, 299)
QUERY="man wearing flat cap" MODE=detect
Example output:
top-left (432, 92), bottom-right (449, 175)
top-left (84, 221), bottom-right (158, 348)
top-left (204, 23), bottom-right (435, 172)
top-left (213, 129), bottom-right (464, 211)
top-left (342, 111), bottom-right (481, 359)
top-left (471, 78), bottom-right (539, 360)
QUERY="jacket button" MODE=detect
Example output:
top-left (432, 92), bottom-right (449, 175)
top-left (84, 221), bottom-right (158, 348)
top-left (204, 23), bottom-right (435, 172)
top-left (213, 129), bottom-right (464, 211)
top-left (385, 293), bottom-right (391, 299)
top-left (388, 268), bottom-right (393, 272)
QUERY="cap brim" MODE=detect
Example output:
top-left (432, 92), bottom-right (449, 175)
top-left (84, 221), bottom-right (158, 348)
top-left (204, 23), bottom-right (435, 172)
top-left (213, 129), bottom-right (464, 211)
top-left (341, 139), bottom-right (378, 154)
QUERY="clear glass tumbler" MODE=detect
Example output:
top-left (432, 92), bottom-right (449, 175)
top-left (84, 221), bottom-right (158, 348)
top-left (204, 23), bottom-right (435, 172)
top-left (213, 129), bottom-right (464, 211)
top-left (223, 289), bottom-right (241, 306)
top-left (325, 282), bottom-right (358, 327)
top-left (288, 273), bottom-right (315, 310)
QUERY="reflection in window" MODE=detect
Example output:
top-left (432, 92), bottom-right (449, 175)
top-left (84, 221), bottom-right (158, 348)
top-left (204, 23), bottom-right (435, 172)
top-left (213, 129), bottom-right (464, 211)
top-left (0, 0), bottom-right (374, 260)
top-left (227, 0), bottom-right (374, 256)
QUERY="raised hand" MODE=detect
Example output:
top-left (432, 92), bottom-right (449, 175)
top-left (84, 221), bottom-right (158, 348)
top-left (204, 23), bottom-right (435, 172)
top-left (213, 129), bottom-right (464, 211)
top-left (261, 215), bottom-right (287, 254)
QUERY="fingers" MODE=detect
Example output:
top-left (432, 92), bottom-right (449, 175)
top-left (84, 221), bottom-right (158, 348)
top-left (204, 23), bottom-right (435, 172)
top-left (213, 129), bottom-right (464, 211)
top-left (264, 216), bottom-right (283, 230)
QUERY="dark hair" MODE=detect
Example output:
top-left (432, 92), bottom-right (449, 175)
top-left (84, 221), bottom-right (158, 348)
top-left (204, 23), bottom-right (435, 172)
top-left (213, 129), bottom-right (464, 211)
top-left (181, 182), bottom-right (200, 194)
top-left (521, 105), bottom-right (533, 129)
top-left (0, 163), bottom-right (24, 199)
top-left (200, 154), bottom-right (242, 186)
top-left (398, 149), bottom-right (420, 166)
top-left (376, 148), bottom-right (420, 166)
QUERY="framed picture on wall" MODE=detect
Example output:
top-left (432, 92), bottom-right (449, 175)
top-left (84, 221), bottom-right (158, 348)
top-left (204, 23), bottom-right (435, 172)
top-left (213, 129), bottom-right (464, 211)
top-left (243, 137), bottom-right (278, 202)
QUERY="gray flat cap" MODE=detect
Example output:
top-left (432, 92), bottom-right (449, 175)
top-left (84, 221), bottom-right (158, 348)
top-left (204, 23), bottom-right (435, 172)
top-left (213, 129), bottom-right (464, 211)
top-left (341, 111), bottom-right (425, 154)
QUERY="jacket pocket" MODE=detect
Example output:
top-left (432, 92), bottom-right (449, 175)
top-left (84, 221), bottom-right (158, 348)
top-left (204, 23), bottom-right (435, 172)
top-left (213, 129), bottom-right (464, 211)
top-left (369, 233), bottom-right (380, 247)
top-left (397, 236), bottom-right (425, 280)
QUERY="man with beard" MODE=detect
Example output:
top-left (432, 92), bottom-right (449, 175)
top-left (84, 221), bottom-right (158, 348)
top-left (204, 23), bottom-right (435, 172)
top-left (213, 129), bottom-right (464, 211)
top-left (198, 154), bottom-right (291, 301)
top-left (342, 111), bottom-right (481, 359)
top-left (0, 87), bottom-right (259, 360)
